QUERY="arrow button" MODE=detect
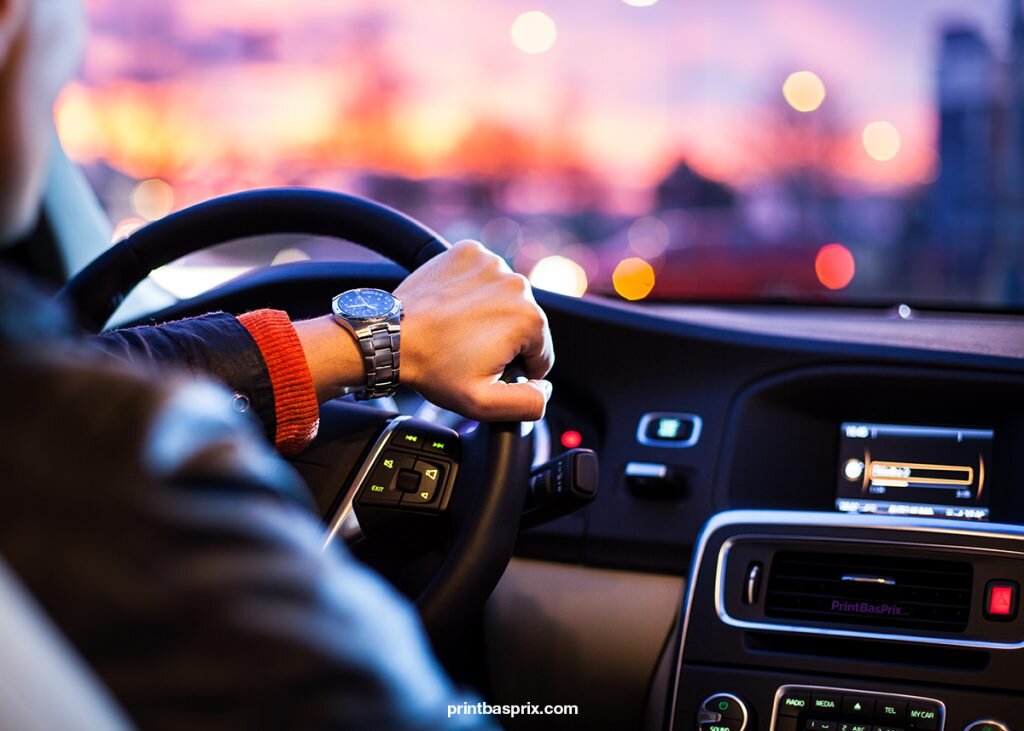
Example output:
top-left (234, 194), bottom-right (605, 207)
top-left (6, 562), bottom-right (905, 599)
top-left (399, 460), bottom-right (447, 509)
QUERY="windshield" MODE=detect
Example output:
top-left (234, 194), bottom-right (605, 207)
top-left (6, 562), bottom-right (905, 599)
top-left (62, 0), bottom-right (1024, 308)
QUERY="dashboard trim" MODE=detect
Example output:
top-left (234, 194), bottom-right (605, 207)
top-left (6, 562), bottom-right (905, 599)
top-left (716, 534), bottom-right (1024, 650)
top-left (769, 683), bottom-right (946, 731)
top-left (668, 510), bottom-right (1024, 731)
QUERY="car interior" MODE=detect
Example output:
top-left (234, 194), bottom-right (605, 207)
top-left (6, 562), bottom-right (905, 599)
top-left (6, 1), bottom-right (1024, 730)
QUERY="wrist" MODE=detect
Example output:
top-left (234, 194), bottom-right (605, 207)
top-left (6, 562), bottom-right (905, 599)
top-left (293, 315), bottom-right (365, 401)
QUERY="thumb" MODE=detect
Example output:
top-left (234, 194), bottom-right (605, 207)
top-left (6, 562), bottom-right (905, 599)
top-left (468, 379), bottom-right (552, 422)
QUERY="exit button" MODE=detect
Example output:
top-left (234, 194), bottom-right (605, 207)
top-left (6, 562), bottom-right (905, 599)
top-left (984, 580), bottom-right (1019, 621)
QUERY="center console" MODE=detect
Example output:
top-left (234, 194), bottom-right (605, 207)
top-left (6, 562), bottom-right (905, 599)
top-left (667, 511), bottom-right (1024, 731)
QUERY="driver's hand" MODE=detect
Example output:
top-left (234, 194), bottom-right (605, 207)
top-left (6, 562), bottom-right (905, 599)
top-left (396, 240), bottom-right (554, 422)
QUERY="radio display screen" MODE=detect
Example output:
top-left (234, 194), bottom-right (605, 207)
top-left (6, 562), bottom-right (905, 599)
top-left (835, 422), bottom-right (993, 521)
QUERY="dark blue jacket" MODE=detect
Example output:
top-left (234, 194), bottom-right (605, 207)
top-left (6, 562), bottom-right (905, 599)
top-left (0, 267), bottom-right (494, 730)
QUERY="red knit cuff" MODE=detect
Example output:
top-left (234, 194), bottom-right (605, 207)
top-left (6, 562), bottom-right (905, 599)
top-left (238, 309), bottom-right (319, 456)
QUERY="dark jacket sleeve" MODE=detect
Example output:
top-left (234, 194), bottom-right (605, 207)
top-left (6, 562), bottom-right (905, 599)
top-left (91, 313), bottom-right (278, 441)
top-left (0, 350), bottom-right (496, 731)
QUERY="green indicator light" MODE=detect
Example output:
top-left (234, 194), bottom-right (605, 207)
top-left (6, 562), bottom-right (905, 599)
top-left (717, 701), bottom-right (729, 711)
top-left (404, 434), bottom-right (419, 443)
top-left (657, 419), bottom-right (681, 438)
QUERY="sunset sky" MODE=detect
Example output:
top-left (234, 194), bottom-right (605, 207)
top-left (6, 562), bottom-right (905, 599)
top-left (58, 0), bottom-right (1011, 214)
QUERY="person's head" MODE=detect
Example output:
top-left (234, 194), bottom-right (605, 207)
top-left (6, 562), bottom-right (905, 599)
top-left (0, 0), bottom-right (84, 245)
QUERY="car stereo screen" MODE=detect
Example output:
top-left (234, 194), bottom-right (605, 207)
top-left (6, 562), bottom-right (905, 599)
top-left (835, 422), bottom-right (993, 521)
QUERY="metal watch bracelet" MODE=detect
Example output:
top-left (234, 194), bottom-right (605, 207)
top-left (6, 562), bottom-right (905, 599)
top-left (351, 321), bottom-right (401, 400)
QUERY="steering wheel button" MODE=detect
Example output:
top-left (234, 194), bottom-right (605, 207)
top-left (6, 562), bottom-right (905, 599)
top-left (360, 472), bottom-right (400, 505)
top-left (359, 452), bottom-right (416, 506)
top-left (394, 429), bottom-right (426, 449)
top-left (399, 460), bottom-right (446, 508)
top-left (396, 469), bottom-right (421, 493)
top-left (423, 437), bottom-right (459, 458)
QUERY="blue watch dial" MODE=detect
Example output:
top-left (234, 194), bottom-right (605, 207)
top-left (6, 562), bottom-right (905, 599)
top-left (333, 288), bottom-right (398, 320)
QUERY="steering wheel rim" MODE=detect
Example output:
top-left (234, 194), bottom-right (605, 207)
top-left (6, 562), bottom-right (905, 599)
top-left (58, 188), bottom-right (451, 332)
top-left (57, 187), bottom-right (533, 648)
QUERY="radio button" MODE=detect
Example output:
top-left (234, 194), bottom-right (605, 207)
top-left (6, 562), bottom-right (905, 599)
top-left (811, 694), bottom-right (842, 713)
top-left (778, 691), bottom-right (810, 717)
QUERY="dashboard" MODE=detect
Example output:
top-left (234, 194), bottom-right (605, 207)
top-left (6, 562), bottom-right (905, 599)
top-left (145, 260), bottom-right (1024, 731)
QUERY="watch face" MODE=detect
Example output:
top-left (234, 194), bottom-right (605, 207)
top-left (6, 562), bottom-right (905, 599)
top-left (333, 288), bottom-right (400, 320)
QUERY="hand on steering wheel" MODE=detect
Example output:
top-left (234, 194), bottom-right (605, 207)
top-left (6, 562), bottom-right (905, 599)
top-left (57, 188), bottom-right (546, 650)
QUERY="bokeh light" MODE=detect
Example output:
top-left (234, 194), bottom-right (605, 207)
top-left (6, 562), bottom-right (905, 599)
top-left (628, 216), bottom-right (670, 258)
top-left (131, 178), bottom-right (174, 221)
top-left (782, 71), bottom-right (826, 113)
top-left (623, 0), bottom-right (659, 6)
top-left (814, 243), bottom-right (856, 290)
top-left (510, 11), bottom-right (557, 55)
top-left (862, 121), bottom-right (902, 161)
top-left (111, 217), bottom-right (146, 242)
top-left (528, 255), bottom-right (588, 297)
top-left (612, 257), bottom-right (656, 300)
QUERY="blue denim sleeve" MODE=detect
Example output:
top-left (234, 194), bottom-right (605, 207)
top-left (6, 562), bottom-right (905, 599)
top-left (91, 312), bottom-right (277, 441)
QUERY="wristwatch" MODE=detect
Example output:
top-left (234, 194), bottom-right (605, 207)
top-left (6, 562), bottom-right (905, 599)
top-left (330, 288), bottom-right (404, 400)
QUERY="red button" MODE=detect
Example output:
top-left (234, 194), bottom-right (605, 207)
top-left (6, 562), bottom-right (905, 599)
top-left (985, 580), bottom-right (1018, 620)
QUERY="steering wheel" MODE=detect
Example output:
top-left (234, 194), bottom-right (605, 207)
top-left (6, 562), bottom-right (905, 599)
top-left (57, 188), bottom-right (534, 649)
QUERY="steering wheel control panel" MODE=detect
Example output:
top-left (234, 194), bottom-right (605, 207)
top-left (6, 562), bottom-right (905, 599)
top-left (357, 422), bottom-right (459, 512)
top-left (771, 685), bottom-right (945, 731)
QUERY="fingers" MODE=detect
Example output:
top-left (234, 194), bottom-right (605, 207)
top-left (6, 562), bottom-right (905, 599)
top-left (465, 379), bottom-right (553, 422)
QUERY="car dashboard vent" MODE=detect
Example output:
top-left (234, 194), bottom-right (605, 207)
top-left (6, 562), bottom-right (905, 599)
top-left (765, 551), bottom-right (973, 633)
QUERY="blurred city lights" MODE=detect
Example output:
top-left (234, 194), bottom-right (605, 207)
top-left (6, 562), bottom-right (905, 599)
top-left (510, 11), bottom-right (557, 55)
top-left (528, 255), bottom-right (588, 297)
top-left (814, 243), bottom-right (856, 290)
top-left (628, 216), bottom-right (670, 258)
top-left (623, 0), bottom-right (659, 6)
top-left (612, 257), bottom-right (656, 300)
top-left (131, 178), bottom-right (174, 221)
top-left (480, 217), bottom-right (522, 255)
top-left (111, 217), bottom-right (146, 242)
top-left (782, 71), bottom-right (826, 113)
top-left (862, 121), bottom-right (902, 161)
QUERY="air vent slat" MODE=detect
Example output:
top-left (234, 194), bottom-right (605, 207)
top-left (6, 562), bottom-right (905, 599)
top-left (765, 551), bottom-right (973, 633)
